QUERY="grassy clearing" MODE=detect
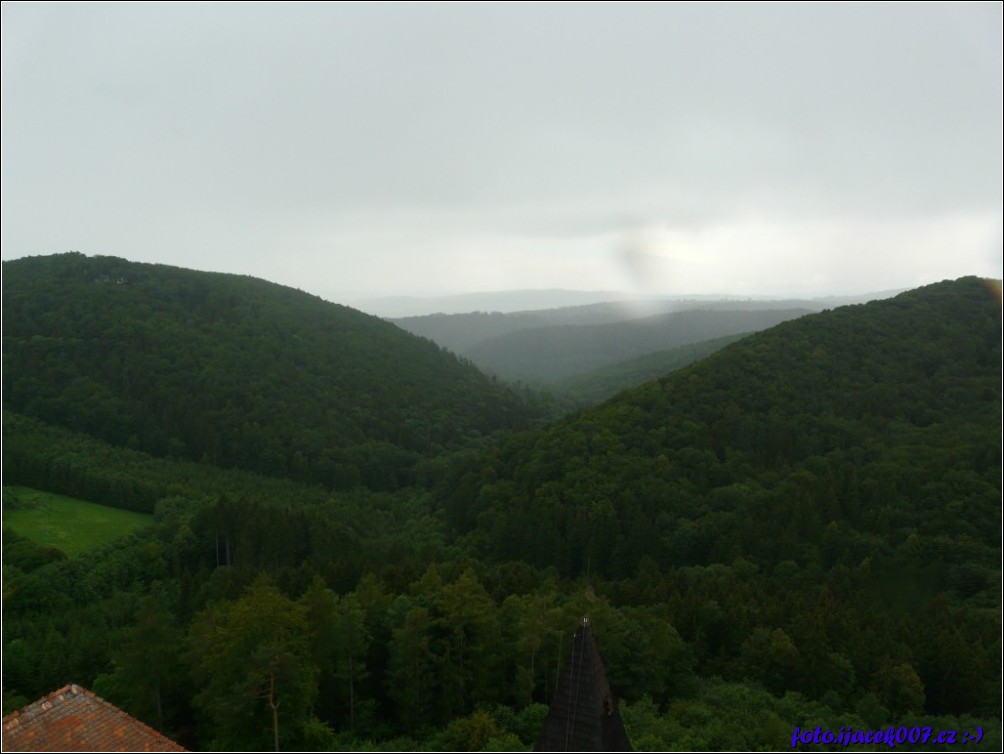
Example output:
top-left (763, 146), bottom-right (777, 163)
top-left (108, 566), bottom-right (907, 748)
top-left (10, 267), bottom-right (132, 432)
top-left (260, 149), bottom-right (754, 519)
top-left (2, 485), bottom-right (153, 556)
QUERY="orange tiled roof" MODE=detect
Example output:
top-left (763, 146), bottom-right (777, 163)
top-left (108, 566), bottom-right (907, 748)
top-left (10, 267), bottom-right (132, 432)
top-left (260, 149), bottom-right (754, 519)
top-left (1, 684), bottom-right (186, 752)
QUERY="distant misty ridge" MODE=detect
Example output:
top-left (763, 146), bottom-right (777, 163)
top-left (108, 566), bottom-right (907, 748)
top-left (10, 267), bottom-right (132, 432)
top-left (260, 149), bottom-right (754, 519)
top-left (348, 286), bottom-right (908, 318)
top-left (380, 287), bottom-right (910, 397)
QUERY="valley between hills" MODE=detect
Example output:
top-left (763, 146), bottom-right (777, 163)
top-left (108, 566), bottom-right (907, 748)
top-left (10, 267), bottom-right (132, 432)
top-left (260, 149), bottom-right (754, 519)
top-left (2, 253), bottom-right (1000, 751)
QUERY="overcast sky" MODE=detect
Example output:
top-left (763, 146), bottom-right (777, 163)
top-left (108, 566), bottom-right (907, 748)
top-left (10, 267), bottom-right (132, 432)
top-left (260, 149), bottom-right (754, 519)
top-left (2, 2), bottom-right (1001, 305)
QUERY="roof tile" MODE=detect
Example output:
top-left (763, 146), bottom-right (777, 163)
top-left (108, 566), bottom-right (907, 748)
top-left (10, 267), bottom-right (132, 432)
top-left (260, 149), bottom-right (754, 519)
top-left (2, 684), bottom-right (186, 752)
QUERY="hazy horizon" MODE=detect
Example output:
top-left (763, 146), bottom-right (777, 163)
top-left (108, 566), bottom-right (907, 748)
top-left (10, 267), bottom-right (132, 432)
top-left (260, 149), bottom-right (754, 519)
top-left (345, 282), bottom-right (919, 318)
top-left (3, 3), bottom-right (1001, 303)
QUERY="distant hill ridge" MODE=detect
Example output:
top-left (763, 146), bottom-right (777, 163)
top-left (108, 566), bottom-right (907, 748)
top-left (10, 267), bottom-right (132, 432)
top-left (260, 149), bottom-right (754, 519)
top-left (390, 290), bottom-right (904, 388)
top-left (356, 287), bottom-right (905, 317)
top-left (1, 253), bottom-right (548, 491)
top-left (460, 306), bottom-right (815, 383)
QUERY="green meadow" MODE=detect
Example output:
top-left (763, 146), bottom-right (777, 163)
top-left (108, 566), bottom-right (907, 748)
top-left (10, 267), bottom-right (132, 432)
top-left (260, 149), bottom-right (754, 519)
top-left (2, 486), bottom-right (153, 557)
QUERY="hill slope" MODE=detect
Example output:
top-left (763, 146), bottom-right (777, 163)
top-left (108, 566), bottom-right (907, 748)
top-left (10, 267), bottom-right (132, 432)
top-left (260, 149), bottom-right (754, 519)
top-left (2, 253), bottom-right (548, 490)
top-left (445, 276), bottom-right (1001, 574)
top-left (551, 332), bottom-right (749, 406)
top-left (435, 276), bottom-right (1001, 717)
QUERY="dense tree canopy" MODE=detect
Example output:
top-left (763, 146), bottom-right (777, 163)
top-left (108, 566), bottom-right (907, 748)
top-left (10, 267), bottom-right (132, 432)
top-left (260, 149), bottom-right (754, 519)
top-left (2, 253), bottom-right (552, 491)
top-left (2, 264), bottom-right (1000, 751)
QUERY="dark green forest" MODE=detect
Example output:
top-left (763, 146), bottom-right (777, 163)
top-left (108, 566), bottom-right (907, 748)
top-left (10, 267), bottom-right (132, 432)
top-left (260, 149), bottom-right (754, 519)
top-left (2, 253), bottom-right (552, 491)
top-left (2, 255), bottom-right (1001, 751)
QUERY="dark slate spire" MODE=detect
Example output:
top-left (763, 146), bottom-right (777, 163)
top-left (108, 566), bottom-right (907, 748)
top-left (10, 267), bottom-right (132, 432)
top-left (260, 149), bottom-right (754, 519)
top-left (535, 617), bottom-right (633, 752)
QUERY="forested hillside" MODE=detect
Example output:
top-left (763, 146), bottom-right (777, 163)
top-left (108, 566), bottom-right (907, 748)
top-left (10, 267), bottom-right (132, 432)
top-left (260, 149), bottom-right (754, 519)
top-left (2, 253), bottom-right (550, 491)
top-left (444, 277), bottom-right (1001, 578)
top-left (434, 276), bottom-right (1001, 729)
top-left (2, 270), bottom-right (1000, 751)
